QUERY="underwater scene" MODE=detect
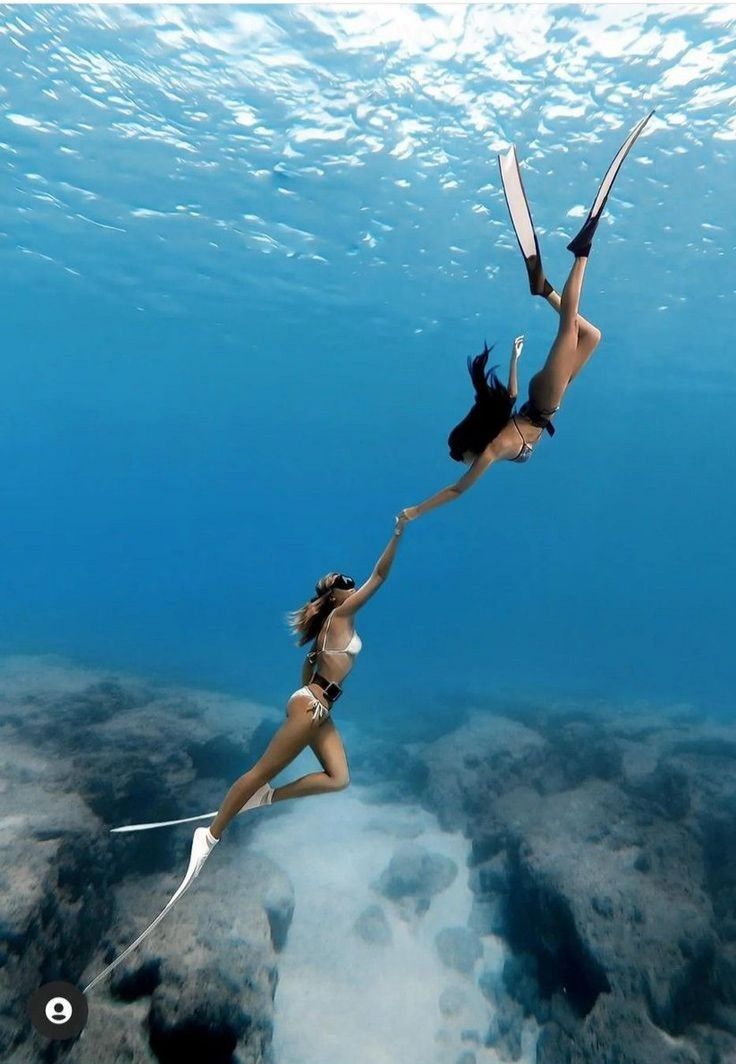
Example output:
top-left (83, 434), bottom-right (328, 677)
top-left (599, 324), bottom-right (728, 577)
top-left (1, 4), bottom-right (735, 1062)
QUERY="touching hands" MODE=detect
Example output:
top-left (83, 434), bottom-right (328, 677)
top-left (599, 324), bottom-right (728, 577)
top-left (395, 507), bottom-right (419, 532)
top-left (512, 335), bottom-right (525, 360)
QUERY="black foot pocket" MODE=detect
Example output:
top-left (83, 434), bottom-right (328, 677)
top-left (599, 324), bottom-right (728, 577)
top-left (566, 215), bottom-right (600, 258)
top-left (525, 254), bottom-right (553, 297)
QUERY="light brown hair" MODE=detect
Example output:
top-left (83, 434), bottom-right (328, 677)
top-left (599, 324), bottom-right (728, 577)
top-left (286, 572), bottom-right (340, 646)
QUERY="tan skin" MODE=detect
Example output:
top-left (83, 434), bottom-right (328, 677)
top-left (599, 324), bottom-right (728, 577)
top-left (209, 525), bottom-right (405, 839)
top-left (397, 257), bottom-right (602, 523)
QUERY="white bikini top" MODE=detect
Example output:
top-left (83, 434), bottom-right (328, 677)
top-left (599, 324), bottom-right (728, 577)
top-left (318, 610), bottom-right (362, 657)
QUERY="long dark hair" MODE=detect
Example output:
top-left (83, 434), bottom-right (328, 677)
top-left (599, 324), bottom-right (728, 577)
top-left (447, 343), bottom-right (514, 461)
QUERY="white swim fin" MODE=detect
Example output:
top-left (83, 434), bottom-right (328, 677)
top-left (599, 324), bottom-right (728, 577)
top-left (498, 144), bottom-right (552, 297)
top-left (110, 783), bottom-right (273, 833)
top-left (110, 810), bottom-right (219, 833)
top-left (567, 110), bottom-right (655, 257)
top-left (83, 827), bottom-right (217, 994)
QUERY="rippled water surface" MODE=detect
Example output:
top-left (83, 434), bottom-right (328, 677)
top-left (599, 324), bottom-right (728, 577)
top-left (1, 5), bottom-right (734, 714)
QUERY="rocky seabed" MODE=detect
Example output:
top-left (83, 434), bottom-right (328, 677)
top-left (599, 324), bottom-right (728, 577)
top-left (1, 657), bottom-right (734, 1063)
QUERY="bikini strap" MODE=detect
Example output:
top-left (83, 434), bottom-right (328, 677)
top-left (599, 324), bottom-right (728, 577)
top-left (320, 609), bottom-right (336, 653)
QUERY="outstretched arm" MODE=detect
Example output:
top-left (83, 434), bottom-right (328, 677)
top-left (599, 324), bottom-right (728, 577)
top-left (333, 521), bottom-right (406, 617)
top-left (399, 446), bottom-right (496, 521)
top-left (508, 335), bottom-right (524, 400)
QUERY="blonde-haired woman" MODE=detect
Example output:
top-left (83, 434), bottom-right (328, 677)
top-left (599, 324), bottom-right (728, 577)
top-left (188, 523), bottom-right (403, 857)
top-left (86, 521), bottom-right (407, 993)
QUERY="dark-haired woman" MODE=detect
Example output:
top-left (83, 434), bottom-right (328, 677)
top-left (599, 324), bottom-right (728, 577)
top-left (397, 111), bottom-right (654, 525)
top-left (397, 255), bottom-right (602, 523)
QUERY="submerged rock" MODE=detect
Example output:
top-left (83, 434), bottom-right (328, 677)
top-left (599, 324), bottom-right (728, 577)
top-left (483, 986), bottom-right (524, 1061)
top-left (439, 985), bottom-right (468, 1017)
top-left (435, 927), bottom-right (483, 975)
top-left (0, 658), bottom-right (289, 1064)
top-left (353, 903), bottom-right (392, 945)
top-left (417, 704), bottom-right (736, 1064)
top-left (262, 874), bottom-right (296, 952)
top-left (373, 842), bottom-right (458, 915)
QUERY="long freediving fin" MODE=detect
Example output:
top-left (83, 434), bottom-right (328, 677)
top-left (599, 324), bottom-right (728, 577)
top-left (110, 810), bottom-right (219, 833)
top-left (83, 889), bottom-right (180, 994)
top-left (567, 109), bottom-right (655, 257)
top-left (498, 144), bottom-right (552, 297)
top-left (110, 783), bottom-right (273, 833)
top-left (83, 828), bottom-right (216, 994)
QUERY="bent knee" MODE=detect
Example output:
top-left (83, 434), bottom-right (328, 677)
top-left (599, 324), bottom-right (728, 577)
top-left (331, 773), bottom-right (350, 791)
top-left (582, 324), bottom-right (602, 348)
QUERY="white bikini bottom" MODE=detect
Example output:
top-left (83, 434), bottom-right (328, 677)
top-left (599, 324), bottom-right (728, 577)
top-left (291, 685), bottom-right (331, 723)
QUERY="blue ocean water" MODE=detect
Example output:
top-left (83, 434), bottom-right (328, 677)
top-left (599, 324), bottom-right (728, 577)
top-left (1, 4), bottom-right (734, 720)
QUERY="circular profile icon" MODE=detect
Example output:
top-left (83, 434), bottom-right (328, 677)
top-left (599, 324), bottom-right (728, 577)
top-left (28, 981), bottom-right (88, 1040)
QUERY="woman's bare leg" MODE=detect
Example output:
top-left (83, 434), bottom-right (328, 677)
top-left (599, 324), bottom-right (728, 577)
top-left (529, 258), bottom-right (600, 408)
top-left (209, 694), bottom-right (324, 839)
top-left (543, 288), bottom-right (598, 340)
top-left (557, 256), bottom-right (588, 331)
top-left (272, 718), bottom-right (350, 803)
top-left (542, 287), bottom-right (602, 383)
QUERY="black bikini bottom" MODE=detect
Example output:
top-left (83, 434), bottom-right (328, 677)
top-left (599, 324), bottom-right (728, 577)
top-left (518, 400), bottom-right (557, 436)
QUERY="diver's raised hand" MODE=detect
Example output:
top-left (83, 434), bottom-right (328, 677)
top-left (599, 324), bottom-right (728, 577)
top-left (512, 335), bottom-right (525, 360)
